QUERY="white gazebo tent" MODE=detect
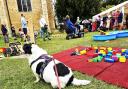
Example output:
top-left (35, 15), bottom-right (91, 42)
top-left (93, 1), bottom-right (128, 23)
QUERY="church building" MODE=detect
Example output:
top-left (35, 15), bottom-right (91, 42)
top-left (0, 0), bottom-right (55, 34)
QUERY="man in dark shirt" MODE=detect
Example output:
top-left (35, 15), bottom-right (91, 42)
top-left (118, 11), bottom-right (123, 30)
top-left (126, 15), bottom-right (128, 29)
top-left (1, 24), bottom-right (9, 43)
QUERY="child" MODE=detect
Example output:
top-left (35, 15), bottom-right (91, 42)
top-left (18, 28), bottom-right (24, 41)
top-left (11, 25), bottom-right (17, 40)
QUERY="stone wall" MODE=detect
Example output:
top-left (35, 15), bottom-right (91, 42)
top-left (6, 0), bottom-right (42, 32)
top-left (0, 0), bottom-right (11, 34)
top-left (46, 0), bottom-right (55, 32)
top-left (0, 0), bottom-right (55, 33)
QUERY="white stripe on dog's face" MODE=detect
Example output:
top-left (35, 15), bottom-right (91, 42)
top-left (31, 44), bottom-right (48, 55)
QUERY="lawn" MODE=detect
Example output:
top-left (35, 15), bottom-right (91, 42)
top-left (0, 31), bottom-right (128, 89)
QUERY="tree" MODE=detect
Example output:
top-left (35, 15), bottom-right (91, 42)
top-left (101, 0), bottom-right (127, 13)
top-left (104, 0), bottom-right (127, 6)
top-left (55, 0), bottom-right (102, 22)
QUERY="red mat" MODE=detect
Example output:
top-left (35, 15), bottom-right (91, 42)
top-left (52, 46), bottom-right (128, 88)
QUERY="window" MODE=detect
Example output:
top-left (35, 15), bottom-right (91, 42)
top-left (17, 0), bottom-right (32, 12)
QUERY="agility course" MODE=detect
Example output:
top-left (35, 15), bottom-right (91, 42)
top-left (53, 46), bottom-right (128, 88)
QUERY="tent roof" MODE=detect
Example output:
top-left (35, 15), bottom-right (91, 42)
top-left (93, 1), bottom-right (128, 18)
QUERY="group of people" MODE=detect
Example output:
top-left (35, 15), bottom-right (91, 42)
top-left (20, 14), bottom-right (51, 41)
top-left (60, 10), bottom-right (128, 36)
top-left (82, 10), bottom-right (128, 32)
top-left (1, 10), bottom-right (128, 44)
top-left (0, 14), bottom-right (28, 44)
top-left (1, 14), bottom-right (51, 44)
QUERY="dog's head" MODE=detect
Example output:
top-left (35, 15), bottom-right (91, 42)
top-left (23, 43), bottom-right (32, 54)
top-left (23, 43), bottom-right (47, 55)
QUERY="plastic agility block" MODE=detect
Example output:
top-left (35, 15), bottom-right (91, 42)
top-left (112, 55), bottom-right (118, 62)
top-left (105, 58), bottom-right (115, 63)
top-left (80, 50), bottom-right (86, 55)
top-left (107, 47), bottom-right (113, 52)
top-left (119, 56), bottom-right (126, 62)
top-left (116, 53), bottom-right (121, 58)
top-left (125, 50), bottom-right (128, 55)
top-left (125, 55), bottom-right (128, 59)
top-left (121, 49), bottom-right (126, 53)
top-left (97, 56), bottom-right (103, 62)
top-left (98, 53), bottom-right (103, 57)
top-left (95, 49), bottom-right (98, 53)
top-left (100, 47), bottom-right (106, 50)
top-left (105, 54), bottom-right (111, 58)
top-left (122, 52), bottom-right (126, 56)
top-left (112, 50), bottom-right (118, 55)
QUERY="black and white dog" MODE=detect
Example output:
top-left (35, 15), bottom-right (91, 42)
top-left (23, 43), bottom-right (91, 88)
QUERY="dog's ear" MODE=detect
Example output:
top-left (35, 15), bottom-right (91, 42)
top-left (23, 43), bottom-right (32, 54)
top-left (24, 41), bottom-right (35, 45)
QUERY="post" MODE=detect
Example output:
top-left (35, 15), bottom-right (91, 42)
top-left (28, 14), bottom-right (35, 43)
top-left (3, 0), bottom-right (11, 37)
top-left (40, 0), bottom-right (51, 33)
top-left (0, 18), bottom-right (1, 32)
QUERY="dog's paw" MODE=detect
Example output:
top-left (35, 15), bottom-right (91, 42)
top-left (34, 80), bottom-right (39, 83)
top-left (83, 80), bottom-right (91, 85)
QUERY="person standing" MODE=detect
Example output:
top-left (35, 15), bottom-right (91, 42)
top-left (96, 15), bottom-right (101, 29)
top-left (126, 14), bottom-right (128, 29)
top-left (118, 11), bottom-right (123, 30)
top-left (11, 25), bottom-right (17, 40)
top-left (39, 15), bottom-right (51, 41)
top-left (75, 17), bottom-right (81, 31)
top-left (1, 24), bottom-right (9, 44)
top-left (92, 19), bottom-right (97, 32)
top-left (106, 14), bottom-right (111, 31)
top-left (21, 14), bottom-right (27, 42)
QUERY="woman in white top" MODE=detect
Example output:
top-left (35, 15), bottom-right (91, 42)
top-left (106, 15), bottom-right (111, 31)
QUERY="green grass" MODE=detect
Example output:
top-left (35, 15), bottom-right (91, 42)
top-left (0, 31), bottom-right (128, 89)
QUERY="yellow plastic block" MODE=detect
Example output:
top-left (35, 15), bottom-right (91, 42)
top-left (102, 52), bottom-right (106, 55)
top-left (88, 59), bottom-right (93, 62)
top-left (119, 56), bottom-right (126, 62)
top-left (107, 47), bottom-right (112, 51)
top-left (80, 50), bottom-right (86, 55)
top-left (100, 47), bottom-right (106, 50)
top-left (94, 47), bottom-right (98, 49)
top-left (100, 50), bottom-right (105, 53)
top-left (121, 49), bottom-right (126, 53)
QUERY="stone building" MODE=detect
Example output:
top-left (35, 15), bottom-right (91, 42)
top-left (0, 0), bottom-right (55, 34)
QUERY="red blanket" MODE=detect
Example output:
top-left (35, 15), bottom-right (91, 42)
top-left (52, 46), bottom-right (128, 88)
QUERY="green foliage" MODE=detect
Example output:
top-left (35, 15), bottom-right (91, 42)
top-left (103, 0), bottom-right (127, 6)
top-left (55, 0), bottom-right (128, 22)
top-left (101, 5), bottom-right (114, 12)
top-left (100, 0), bottom-right (127, 15)
top-left (55, 0), bottom-right (102, 22)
